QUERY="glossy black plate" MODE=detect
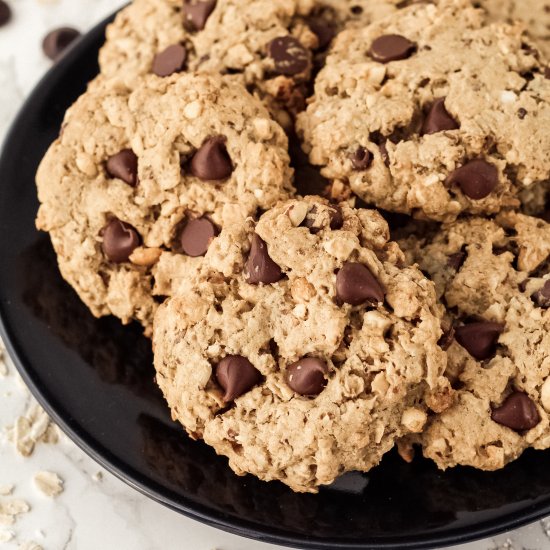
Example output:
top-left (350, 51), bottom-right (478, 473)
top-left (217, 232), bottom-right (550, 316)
top-left (1, 13), bottom-right (550, 550)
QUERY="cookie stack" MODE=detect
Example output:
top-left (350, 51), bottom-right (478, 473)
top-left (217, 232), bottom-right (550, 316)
top-left (35, 0), bottom-right (550, 493)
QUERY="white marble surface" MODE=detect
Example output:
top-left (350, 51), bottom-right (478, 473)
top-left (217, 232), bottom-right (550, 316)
top-left (0, 1), bottom-right (550, 549)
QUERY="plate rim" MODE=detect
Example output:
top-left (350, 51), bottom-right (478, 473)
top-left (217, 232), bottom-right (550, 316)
top-left (1, 10), bottom-right (550, 550)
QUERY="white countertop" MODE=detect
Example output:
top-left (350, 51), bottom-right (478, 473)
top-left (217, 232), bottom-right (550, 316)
top-left (0, 1), bottom-right (549, 549)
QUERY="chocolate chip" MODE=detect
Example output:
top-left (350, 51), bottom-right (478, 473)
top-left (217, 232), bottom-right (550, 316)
top-left (379, 141), bottom-right (390, 166)
top-left (302, 205), bottom-right (343, 233)
top-left (183, 0), bottom-right (216, 31)
top-left (454, 321), bottom-right (504, 361)
top-left (447, 159), bottom-right (499, 200)
top-left (152, 44), bottom-right (187, 77)
top-left (336, 262), bottom-right (385, 306)
top-left (532, 280), bottom-right (550, 308)
top-left (42, 27), bottom-right (80, 60)
top-left (545, 66), bottom-right (550, 79)
top-left (244, 235), bottom-right (283, 285)
top-left (190, 136), bottom-right (233, 181)
top-left (517, 108), bottom-right (527, 120)
top-left (491, 392), bottom-right (541, 432)
top-left (369, 34), bottom-right (416, 63)
top-left (267, 36), bottom-right (310, 76)
top-left (179, 217), bottom-right (217, 257)
top-left (101, 219), bottom-right (141, 263)
top-left (286, 357), bottom-right (328, 396)
top-left (306, 17), bottom-right (336, 50)
top-left (447, 251), bottom-right (467, 271)
top-left (0, 1), bottom-right (11, 27)
top-left (215, 355), bottom-right (262, 402)
top-left (421, 98), bottom-right (459, 135)
top-left (350, 147), bottom-right (373, 170)
top-left (106, 149), bottom-right (138, 186)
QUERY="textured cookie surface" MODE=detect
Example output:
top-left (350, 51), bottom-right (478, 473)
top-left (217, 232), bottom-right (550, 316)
top-left (297, 0), bottom-right (550, 221)
top-left (36, 73), bottom-right (293, 332)
top-left (99, 0), bottom-right (324, 127)
top-left (400, 212), bottom-right (550, 470)
top-left (153, 197), bottom-right (449, 492)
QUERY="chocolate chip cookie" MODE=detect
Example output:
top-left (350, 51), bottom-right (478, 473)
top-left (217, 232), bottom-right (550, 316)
top-left (399, 212), bottom-right (550, 470)
top-left (297, 0), bottom-right (550, 221)
top-left (99, 0), bottom-right (326, 127)
top-left (36, 73), bottom-right (293, 333)
top-left (153, 197), bottom-right (449, 492)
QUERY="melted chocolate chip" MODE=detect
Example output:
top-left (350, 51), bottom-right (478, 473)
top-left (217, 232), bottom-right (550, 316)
top-left (106, 149), bottom-right (138, 186)
top-left (447, 159), bottom-right (499, 200)
top-left (183, 0), bottom-right (216, 31)
top-left (101, 219), bottom-right (141, 263)
top-left (215, 355), bottom-right (262, 402)
top-left (267, 36), bottom-right (310, 76)
top-left (532, 280), bottom-right (550, 308)
top-left (244, 235), bottom-right (283, 285)
top-left (454, 321), bottom-right (504, 361)
top-left (329, 205), bottom-right (344, 230)
top-left (421, 98), bottom-right (459, 135)
top-left (369, 34), bottom-right (416, 63)
top-left (447, 251), bottom-right (467, 271)
top-left (336, 262), bottom-right (385, 306)
top-left (0, 1), bottom-right (11, 26)
top-left (350, 147), bottom-right (373, 170)
top-left (491, 392), bottom-right (541, 432)
top-left (179, 217), bottom-right (217, 257)
top-left (286, 357), bottom-right (328, 396)
top-left (190, 136), bottom-right (233, 181)
top-left (306, 17), bottom-right (336, 50)
top-left (43, 27), bottom-right (80, 60)
top-left (152, 44), bottom-right (187, 77)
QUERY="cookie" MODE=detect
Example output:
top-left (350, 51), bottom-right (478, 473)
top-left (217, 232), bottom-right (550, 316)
top-left (297, 0), bottom-right (550, 222)
top-left (98, 0), bottom-right (326, 127)
top-left (36, 73), bottom-right (293, 333)
top-left (399, 212), bottom-right (550, 470)
top-left (153, 197), bottom-right (449, 492)
top-left (481, 0), bottom-right (550, 59)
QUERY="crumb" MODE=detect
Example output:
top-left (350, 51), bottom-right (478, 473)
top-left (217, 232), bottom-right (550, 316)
top-left (0, 485), bottom-right (14, 496)
top-left (0, 499), bottom-right (30, 525)
top-left (0, 529), bottom-right (14, 542)
top-left (18, 542), bottom-right (43, 550)
top-left (92, 471), bottom-right (103, 482)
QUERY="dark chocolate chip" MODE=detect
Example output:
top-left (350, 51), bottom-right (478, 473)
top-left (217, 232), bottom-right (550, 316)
top-left (106, 149), bottom-right (138, 187)
top-left (517, 108), bottom-right (527, 119)
top-left (336, 262), bottom-right (385, 306)
top-left (286, 357), bottom-right (328, 396)
top-left (306, 17), bottom-right (336, 50)
top-left (302, 205), bottom-right (343, 233)
top-left (183, 0), bottom-right (216, 31)
top-left (42, 27), bottom-right (80, 60)
top-left (447, 251), bottom-right (467, 271)
top-left (267, 36), bottom-right (310, 76)
top-left (532, 280), bottom-right (550, 308)
top-left (350, 147), bottom-right (373, 170)
top-left (421, 98), bottom-right (459, 135)
top-left (179, 217), bottom-right (217, 257)
top-left (329, 205), bottom-right (344, 230)
top-left (369, 34), bottom-right (416, 63)
top-left (245, 234), bottom-right (283, 285)
top-left (491, 392), bottom-right (541, 432)
top-left (447, 159), bottom-right (499, 200)
top-left (454, 321), bottom-right (504, 361)
top-left (215, 355), bottom-right (262, 402)
top-left (152, 44), bottom-right (187, 77)
top-left (189, 136), bottom-right (233, 181)
top-left (545, 66), bottom-right (550, 79)
top-left (0, 1), bottom-right (11, 27)
top-left (101, 219), bottom-right (141, 263)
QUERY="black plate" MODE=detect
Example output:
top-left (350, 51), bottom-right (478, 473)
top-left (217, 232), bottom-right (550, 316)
top-left (1, 13), bottom-right (550, 550)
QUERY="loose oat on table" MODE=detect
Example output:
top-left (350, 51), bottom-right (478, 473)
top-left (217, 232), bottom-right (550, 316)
top-left (33, 472), bottom-right (64, 498)
top-left (297, 0), bottom-right (550, 222)
top-left (36, 73), bottom-right (293, 333)
top-left (399, 212), bottom-right (550, 470)
top-left (154, 196), bottom-right (449, 492)
top-left (99, 0), bottom-right (327, 127)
